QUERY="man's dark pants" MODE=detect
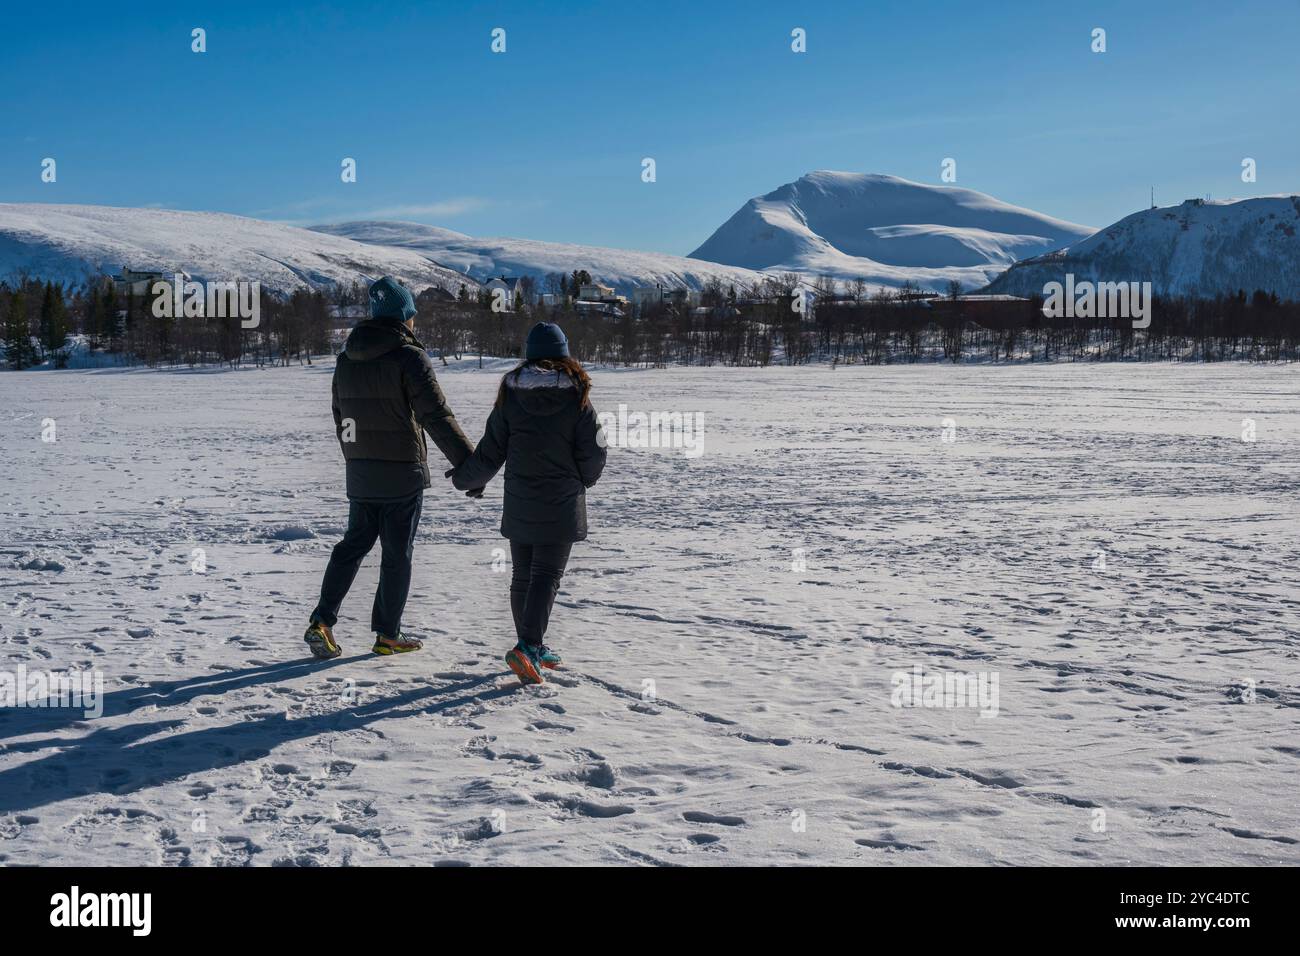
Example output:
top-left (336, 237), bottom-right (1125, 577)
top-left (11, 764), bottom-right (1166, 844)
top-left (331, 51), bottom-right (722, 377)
top-left (312, 491), bottom-right (423, 637)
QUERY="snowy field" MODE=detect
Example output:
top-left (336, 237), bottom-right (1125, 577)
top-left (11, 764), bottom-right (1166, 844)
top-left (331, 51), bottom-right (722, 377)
top-left (1, 360), bottom-right (1298, 866)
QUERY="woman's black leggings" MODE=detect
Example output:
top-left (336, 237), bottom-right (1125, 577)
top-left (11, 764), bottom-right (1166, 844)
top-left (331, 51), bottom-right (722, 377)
top-left (509, 541), bottom-right (573, 647)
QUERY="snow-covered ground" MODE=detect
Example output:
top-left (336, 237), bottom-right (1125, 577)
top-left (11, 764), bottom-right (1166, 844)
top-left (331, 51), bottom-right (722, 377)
top-left (1, 361), bottom-right (1298, 866)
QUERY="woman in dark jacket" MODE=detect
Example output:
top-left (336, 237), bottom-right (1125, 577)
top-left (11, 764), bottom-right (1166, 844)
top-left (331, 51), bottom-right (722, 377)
top-left (451, 322), bottom-right (606, 685)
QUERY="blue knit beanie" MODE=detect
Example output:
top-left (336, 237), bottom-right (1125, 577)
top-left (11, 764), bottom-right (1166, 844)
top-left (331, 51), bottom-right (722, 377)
top-left (369, 275), bottom-right (416, 323)
top-left (524, 322), bottom-right (569, 360)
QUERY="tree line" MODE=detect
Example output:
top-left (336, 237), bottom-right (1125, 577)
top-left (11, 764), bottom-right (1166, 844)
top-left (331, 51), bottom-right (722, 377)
top-left (4, 272), bottom-right (1299, 371)
top-left (1, 276), bottom-right (346, 369)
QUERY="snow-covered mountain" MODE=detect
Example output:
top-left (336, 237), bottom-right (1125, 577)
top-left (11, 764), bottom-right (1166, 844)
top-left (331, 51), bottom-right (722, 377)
top-left (312, 221), bottom-right (769, 295)
top-left (983, 195), bottom-right (1300, 300)
top-left (688, 171), bottom-right (1095, 291)
top-left (0, 204), bottom-right (480, 295)
top-left (14, 187), bottom-right (1295, 306)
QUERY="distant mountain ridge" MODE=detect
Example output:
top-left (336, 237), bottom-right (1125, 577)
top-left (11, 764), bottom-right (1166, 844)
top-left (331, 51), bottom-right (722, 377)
top-left (4, 182), bottom-right (1298, 304)
top-left (310, 221), bottom-right (768, 295)
top-left (688, 171), bottom-right (1095, 291)
top-left (983, 195), bottom-right (1300, 300)
top-left (0, 204), bottom-right (480, 295)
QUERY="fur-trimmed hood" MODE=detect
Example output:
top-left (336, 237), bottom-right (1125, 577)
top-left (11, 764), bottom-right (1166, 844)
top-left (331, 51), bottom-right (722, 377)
top-left (505, 365), bottom-right (578, 417)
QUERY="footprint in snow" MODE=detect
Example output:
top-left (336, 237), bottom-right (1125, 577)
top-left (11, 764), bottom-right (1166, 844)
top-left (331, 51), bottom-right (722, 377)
top-left (537, 792), bottom-right (634, 818)
top-left (560, 762), bottom-right (617, 790)
top-left (855, 837), bottom-right (924, 852)
top-left (682, 811), bottom-right (745, 827)
top-left (527, 720), bottom-right (575, 734)
top-left (1217, 826), bottom-right (1298, 845)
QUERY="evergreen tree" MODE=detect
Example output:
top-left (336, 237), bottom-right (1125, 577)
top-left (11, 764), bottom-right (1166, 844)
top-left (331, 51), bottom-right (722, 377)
top-left (39, 281), bottom-right (70, 360)
top-left (3, 290), bottom-right (35, 370)
top-left (102, 282), bottom-right (122, 352)
top-left (123, 286), bottom-right (137, 358)
top-left (86, 283), bottom-right (103, 352)
top-left (570, 269), bottom-right (592, 295)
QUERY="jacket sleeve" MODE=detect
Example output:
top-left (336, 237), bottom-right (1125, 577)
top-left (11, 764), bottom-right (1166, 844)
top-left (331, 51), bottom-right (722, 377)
top-left (402, 347), bottom-right (474, 468)
top-left (452, 404), bottom-right (508, 490)
top-left (332, 373), bottom-right (343, 442)
top-left (574, 403), bottom-right (607, 488)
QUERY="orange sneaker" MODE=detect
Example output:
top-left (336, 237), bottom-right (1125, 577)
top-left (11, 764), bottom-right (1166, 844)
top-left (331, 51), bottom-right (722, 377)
top-left (505, 642), bottom-right (545, 685)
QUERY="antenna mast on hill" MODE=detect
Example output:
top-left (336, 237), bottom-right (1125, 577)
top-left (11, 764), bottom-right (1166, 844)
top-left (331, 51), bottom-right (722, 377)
top-left (1150, 186), bottom-right (1156, 209)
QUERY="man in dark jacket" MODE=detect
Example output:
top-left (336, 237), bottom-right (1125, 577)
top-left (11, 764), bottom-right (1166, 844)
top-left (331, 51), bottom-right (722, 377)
top-left (304, 276), bottom-right (480, 659)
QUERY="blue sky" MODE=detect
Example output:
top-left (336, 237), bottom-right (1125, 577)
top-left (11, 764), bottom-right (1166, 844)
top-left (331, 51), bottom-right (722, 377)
top-left (2, 0), bottom-right (1297, 254)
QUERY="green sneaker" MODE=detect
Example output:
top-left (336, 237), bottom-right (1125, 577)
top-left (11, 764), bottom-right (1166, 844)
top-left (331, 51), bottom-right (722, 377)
top-left (537, 645), bottom-right (562, 669)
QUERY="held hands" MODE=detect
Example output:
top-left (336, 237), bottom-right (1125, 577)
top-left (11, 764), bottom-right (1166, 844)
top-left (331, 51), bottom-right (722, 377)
top-left (445, 468), bottom-right (485, 499)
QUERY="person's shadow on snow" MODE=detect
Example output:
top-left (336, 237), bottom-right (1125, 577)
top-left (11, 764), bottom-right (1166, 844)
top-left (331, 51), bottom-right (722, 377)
top-left (0, 663), bottom-right (515, 816)
top-left (0, 655), bottom-right (360, 743)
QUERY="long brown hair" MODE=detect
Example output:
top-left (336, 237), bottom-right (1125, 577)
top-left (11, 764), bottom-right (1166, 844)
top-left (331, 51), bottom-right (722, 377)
top-left (496, 356), bottom-right (593, 409)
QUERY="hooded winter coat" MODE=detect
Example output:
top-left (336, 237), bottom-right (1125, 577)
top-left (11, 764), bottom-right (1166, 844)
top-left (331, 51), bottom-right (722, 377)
top-left (332, 319), bottom-right (473, 501)
top-left (452, 364), bottom-right (607, 543)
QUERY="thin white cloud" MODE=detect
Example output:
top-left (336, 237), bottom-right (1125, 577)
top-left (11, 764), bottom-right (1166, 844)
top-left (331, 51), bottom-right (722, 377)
top-left (358, 198), bottom-right (488, 220)
top-left (252, 196), bottom-right (338, 217)
top-left (257, 196), bottom-right (489, 225)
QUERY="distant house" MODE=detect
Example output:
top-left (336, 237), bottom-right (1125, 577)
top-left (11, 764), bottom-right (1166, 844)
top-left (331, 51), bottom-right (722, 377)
top-left (925, 294), bottom-right (1029, 305)
top-left (630, 284), bottom-right (697, 310)
top-left (567, 280), bottom-right (627, 317)
top-left (925, 294), bottom-right (1030, 318)
top-left (630, 286), bottom-right (663, 309)
top-left (417, 286), bottom-right (457, 304)
top-left (578, 281), bottom-right (616, 302)
top-left (111, 266), bottom-right (172, 297)
top-left (815, 294), bottom-right (865, 308)
top-left (482, 276), bottom-right (530, 308)
top-left (573, 300), bottom-right (625, 319)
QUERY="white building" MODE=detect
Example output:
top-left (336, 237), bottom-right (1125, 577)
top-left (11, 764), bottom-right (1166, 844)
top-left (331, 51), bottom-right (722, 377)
top-left (630, 284), bottom-right (699, 310)
top-left (578, 281), bottom-right (616, 302)
top-left (482, 276), bottom-right (530, 309)
top-left (630, 286), bottom-right (664, 309)
top-left (111, 266), bottom-right (179, 297)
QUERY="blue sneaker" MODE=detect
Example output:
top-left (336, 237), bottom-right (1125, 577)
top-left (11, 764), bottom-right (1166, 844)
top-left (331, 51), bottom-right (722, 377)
top-left (537, 645), bottom-right (562, 669)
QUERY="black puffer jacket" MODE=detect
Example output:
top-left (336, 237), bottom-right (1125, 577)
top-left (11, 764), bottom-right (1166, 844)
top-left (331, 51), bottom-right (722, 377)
top-left (332, 319), bottom-right (473, 501)
top-left (452, 365), bottom-right (607, 543)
